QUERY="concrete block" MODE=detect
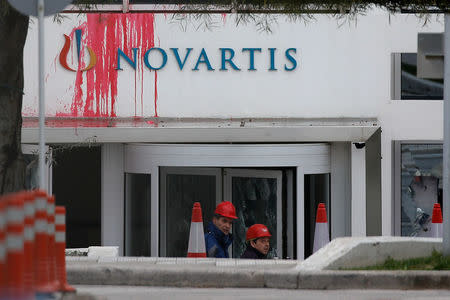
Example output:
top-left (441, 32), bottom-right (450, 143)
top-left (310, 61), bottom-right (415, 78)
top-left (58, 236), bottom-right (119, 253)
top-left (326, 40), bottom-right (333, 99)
top-left (216, 259), bottom-right (236, 267)
top-left (156, 257), bottom-right (177, 264)
top-left (297, 270), bottom-right (450, 290)
top-left (66, 248), bottom-right (88, 256)
top-left (88, 246), bottom-right (119, 258)
top-left (66, 256), bottom-right (98, 263)
top-left (236, 259), bottom-right (257, 266)
top-left (297, 236), bottom-right (443, 271)
top-left (263, 269), bottom-right (298, 289)
top-left (98, 257), bottom-right (118, 263)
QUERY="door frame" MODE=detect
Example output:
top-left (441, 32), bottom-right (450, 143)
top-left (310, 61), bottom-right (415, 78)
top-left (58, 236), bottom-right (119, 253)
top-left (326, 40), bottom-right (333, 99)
top-left (224, 168), bottom-right (283, 258)
top-left (159, 167), bottom-right (222, 256)
top-left (122, 143), bottom-right (331, 259)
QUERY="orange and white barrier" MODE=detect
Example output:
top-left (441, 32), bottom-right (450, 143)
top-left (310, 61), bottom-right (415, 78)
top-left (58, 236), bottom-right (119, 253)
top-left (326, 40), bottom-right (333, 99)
top-left (33, 190), bottom-right (53, 293)
top-left (431, 203), bottom-right (443, 238)
top-left (6, 195), bottom-right (25, 299)
top-left (0, 190), bottom-right (75, 298)
top-left (312, 203), bottom-right (330, 254)
top-left (187, 202), bottom-right (206, 258)
top-left (0, 199), bottom-right (6, 299)
top-left (47, 195), bottom-right (58, 290)
top-left (55, 206), bottom-right (75, 292)
top-left (23, 192), bottom-right (35, 295)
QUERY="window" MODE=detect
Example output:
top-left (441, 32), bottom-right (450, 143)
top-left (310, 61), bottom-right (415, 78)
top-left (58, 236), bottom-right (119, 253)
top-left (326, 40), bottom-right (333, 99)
top-left (397, 143), bottom-right (442, 237)
top-left (125, 173), bottom-right (151, 256)
top-left (392, 53), bottom-right (443, 100)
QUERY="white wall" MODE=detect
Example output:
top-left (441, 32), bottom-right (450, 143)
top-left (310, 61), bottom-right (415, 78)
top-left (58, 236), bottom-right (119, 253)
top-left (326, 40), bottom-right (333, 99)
top-left (22, 10), bottom-right (443, 120)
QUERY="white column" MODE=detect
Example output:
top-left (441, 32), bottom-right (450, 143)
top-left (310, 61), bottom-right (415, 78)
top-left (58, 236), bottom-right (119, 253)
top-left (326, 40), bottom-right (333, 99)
top-left (101, 144), bottom-right (124, 255)
top-left (296, 166), bottom-right (305, 260)
top-left (330, 142), bottom-right (352, 239)
top-left (351, 143), bottom-right (366, 236)
top-left (443, 14), bottom-right (450, 256)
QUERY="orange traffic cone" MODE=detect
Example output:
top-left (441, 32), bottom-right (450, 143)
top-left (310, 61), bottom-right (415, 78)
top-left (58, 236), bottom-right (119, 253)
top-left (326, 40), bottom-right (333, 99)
top-left (6, 194), bottom-right (25, 300)
top-left (33, 190), bottom-right (53, 294)
top-left (0, 198), bottom-right (6, 299)
top-left (55, 206), bottom-right (75, 293)
top-left (431, 203), bottom-right (443, 238)
top-left (312, 203), bottom-right (330, 254)
top-left (187, 202), bottom-right (206, 258)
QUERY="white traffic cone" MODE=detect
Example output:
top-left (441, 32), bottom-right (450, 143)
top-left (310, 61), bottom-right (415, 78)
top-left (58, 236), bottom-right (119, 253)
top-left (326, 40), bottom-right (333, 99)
top-left (312, 203), bottom-right (330, 254)
top-left (430, 203), bottom-right (443, 238)
top-left (187, 202), bottom-right (206, 258)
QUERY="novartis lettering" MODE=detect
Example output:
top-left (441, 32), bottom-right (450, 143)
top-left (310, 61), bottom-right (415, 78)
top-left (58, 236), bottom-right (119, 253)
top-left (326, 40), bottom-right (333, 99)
top-left (116, 47), bottom-right (298, 71)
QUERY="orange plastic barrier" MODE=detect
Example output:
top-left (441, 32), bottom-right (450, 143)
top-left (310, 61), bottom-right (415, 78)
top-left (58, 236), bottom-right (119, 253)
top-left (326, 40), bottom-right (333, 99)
top-left (0, 190), bottom-right (75, 299)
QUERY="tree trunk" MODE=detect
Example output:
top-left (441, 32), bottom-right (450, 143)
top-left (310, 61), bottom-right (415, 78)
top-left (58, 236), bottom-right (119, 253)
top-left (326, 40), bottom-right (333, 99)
top-left (0, 2), bottom-right (29, 194)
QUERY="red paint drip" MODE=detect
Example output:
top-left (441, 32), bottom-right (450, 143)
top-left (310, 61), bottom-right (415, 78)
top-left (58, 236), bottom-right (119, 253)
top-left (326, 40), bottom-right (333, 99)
top-left (58, 13), bottom-right (155, 118)
top-left (221, 14), bottom-right (227, 24)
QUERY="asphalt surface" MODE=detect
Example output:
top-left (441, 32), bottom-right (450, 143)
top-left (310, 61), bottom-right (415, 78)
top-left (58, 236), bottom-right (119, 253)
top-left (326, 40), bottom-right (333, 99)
top-left (71, 285), bottom-right (450, 300)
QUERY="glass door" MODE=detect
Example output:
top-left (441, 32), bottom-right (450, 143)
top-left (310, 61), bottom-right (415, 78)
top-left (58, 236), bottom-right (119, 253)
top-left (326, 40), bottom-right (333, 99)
top-left (224, 169), bottom-right (282, 259)
top-left (159, 167), bottom-right (222, 257)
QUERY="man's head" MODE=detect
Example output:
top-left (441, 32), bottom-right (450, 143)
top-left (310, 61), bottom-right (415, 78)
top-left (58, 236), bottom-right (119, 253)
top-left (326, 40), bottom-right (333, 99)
top-left (250, 236), bottom-right (270, 255)
top-left (246, 224), bottom-right (271, 255)
top-left (213, 201), bottom-right (237, 235)
top-left (213, 214), bottom-right (234, 235)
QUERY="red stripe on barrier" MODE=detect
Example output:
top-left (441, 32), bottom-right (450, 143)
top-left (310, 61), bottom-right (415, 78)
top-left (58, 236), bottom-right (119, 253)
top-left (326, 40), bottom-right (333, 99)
top-left (6, 225), bottom-right (24, 234)
top-left (55, 224), bottom-right (65, 232)
top-left (35, 211), bottom-right (47, 219)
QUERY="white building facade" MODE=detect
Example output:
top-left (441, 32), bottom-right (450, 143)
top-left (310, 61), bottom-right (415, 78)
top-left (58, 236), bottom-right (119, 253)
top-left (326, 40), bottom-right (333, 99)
top-left (20, 5), bottom-right (445, 259)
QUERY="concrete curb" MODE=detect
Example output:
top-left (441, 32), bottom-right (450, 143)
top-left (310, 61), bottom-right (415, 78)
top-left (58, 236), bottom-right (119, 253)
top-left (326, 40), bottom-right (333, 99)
top-left (66, 262), bottom-right (450, 290)
top-left (297, 270), bottom-right (450, 289)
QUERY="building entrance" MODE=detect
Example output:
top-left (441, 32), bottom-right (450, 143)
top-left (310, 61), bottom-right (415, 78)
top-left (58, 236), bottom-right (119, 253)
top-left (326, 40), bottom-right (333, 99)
top-left (108, 143), bottom-right (332, 259)
top-left (158, 167), bottom-right (283, 258)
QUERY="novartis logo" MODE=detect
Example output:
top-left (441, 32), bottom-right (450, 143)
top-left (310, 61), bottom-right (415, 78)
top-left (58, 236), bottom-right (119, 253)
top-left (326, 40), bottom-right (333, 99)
top-left (59, 29), bottom-right (97, 72)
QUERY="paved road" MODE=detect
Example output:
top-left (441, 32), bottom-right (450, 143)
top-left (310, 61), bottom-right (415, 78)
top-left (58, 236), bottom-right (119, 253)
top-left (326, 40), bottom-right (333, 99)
top-left (70, 285), bottom-right (450, 300)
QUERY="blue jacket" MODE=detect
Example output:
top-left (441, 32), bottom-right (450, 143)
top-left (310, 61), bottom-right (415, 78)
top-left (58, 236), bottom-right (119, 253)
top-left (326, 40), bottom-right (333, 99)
top-left (204, 222), bottom-right (233, 258)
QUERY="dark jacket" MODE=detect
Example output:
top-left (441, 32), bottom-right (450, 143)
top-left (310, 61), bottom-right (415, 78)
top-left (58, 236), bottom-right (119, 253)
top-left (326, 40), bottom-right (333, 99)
top-left (240, 244), bottom-right (267, 259)
top-left (204, 222), bottom-right (233, 258)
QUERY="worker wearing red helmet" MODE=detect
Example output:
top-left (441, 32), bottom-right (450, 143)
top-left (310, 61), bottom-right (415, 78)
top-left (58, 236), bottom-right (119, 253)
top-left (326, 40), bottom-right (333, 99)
top-left (240, 224), bottom-right (271, 259)
top-left (204, 201), bottom-right (238, 258)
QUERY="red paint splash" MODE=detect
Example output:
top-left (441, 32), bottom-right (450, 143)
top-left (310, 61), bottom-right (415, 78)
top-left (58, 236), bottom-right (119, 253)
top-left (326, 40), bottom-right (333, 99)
top-left (57, 13), bottom-right (156, 118)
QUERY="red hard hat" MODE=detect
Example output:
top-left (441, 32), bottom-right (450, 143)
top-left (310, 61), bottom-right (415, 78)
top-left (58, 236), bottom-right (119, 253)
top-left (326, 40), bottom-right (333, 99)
top-left (214, 201), bottom-right (238, 219)
top-left (246, 224), bottom-right (271, 241)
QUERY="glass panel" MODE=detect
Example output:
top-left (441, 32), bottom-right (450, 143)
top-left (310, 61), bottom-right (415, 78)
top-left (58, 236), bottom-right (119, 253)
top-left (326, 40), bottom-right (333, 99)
top-left (304, 174), bottom-right (330, 258)
top-left (125, 173), bottom-right (151, 256)
top-left (232, 177), bottom-right (278, 258)
top-left (23, 154), bottom-right (39, 190)
top-left (401, 53), bottom-right (443, 100)
top-left (163, 174), bottom-right (217, 257)
top-left (401, 144), bottom-right (442, 237)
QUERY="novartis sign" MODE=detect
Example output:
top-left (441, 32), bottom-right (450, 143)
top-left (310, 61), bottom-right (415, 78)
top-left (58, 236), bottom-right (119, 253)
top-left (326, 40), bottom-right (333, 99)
top-left (60, 31), bottom-right (298, 72)
top-left (116, 47), bottom-right (298, 71)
